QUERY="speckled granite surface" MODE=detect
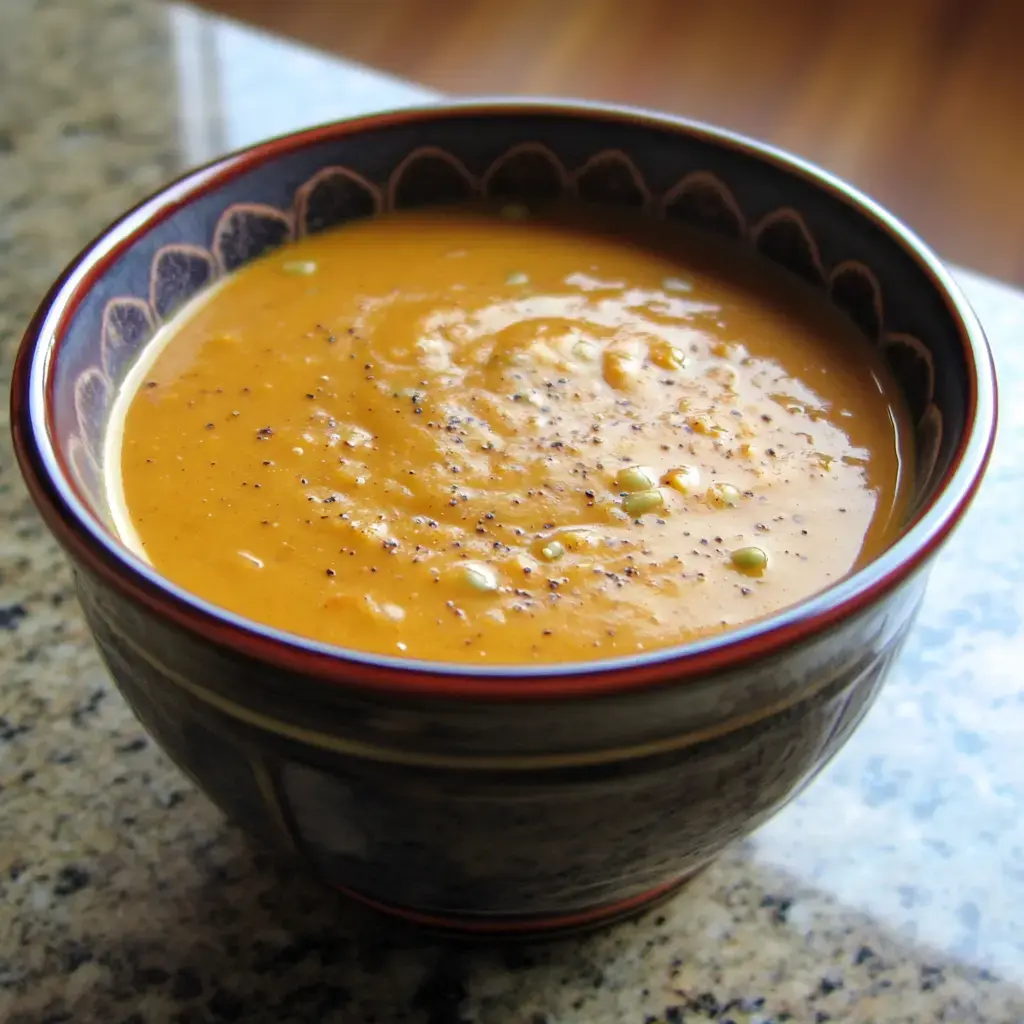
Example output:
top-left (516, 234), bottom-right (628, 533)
top-left (3, 2), bottom-right (1024, 1022)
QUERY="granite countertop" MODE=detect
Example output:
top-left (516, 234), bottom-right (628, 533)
top-left (3, 2), bottom-right (1024, 1021)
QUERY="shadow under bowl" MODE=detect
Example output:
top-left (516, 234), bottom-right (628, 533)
top-left (10, 100), bottom-right (996, 937)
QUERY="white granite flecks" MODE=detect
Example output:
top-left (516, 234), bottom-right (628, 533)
top-left (2, 2), bottom-right (1024, 1022)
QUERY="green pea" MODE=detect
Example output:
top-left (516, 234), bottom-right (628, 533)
top-left (706, 482), bottom-right (740, 508)
top-left (731, 546), bottom-right (768, 577)
top-left (539, 541), bottom-right (565, 562)
top-left (664, 465), bottom-right (700, 495)
top-left (621, 489), bottom-right (664, 517)
top-left (463, 562), bottom-right (499, 592)
top-left (615, 465), bottom-right (657, 493)
top-left (572, 340), bottom-right (598, 361)
top-left (282, 260), bottom-right (317, 275)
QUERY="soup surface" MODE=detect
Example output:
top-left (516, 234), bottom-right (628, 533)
top-left (109, 204), bottom-right (913, 665)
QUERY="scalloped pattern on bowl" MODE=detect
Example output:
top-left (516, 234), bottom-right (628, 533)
top-left (62, 130), bottom-right (944, 526)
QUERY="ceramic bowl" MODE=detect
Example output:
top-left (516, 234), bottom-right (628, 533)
top-left (11, 101), bottom-right (996, 937)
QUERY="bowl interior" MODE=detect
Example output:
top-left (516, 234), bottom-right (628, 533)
top-left (31, 104), bottom-right (985, 657)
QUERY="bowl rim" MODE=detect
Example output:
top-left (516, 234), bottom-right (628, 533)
top-left (10, 98), bottom-right (998, 701)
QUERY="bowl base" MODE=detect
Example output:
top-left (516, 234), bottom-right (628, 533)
top-left (329, 867), bottom-right (706, 940)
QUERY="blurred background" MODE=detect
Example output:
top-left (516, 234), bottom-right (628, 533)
top-left (196, 0), bottom-right (1024, 286)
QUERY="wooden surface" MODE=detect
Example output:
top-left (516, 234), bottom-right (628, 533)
top-left (198, 0), bottom-right (1024, 285)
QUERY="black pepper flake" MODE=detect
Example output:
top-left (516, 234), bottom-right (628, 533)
top-left (325, 568), bottom-right (336, 577)
top-left (205, 422), bottom-right (215, 430)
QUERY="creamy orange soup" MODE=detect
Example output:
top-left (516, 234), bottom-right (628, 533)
top-left (108, 204), bottom-right (913, 664)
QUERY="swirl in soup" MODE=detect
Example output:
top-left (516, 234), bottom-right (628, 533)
top-left (108, 204), bottom-right (913, 664)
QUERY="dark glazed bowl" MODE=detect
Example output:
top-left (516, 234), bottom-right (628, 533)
top-left (11, 101), bottom-right (996, 937)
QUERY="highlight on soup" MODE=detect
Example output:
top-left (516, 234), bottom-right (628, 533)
top-left (106, 203), bottom-right (913, 664)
